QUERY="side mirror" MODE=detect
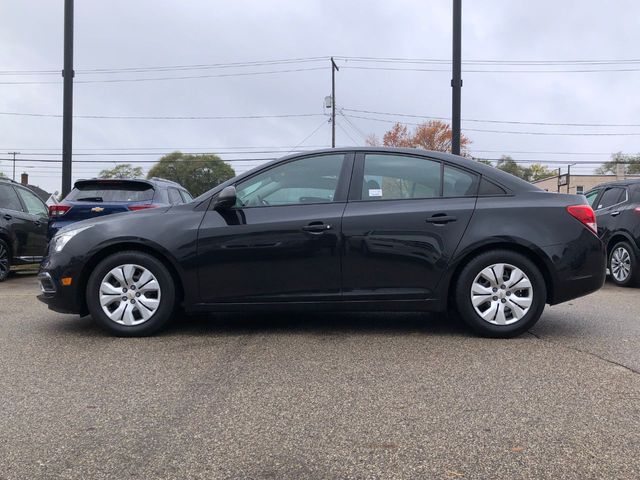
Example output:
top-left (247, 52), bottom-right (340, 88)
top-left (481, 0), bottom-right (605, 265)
top-left (213, 186), bottom-right (237, 210)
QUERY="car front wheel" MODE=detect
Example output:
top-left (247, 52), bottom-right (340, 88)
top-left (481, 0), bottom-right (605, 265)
top-left (86, 251), bottom-right (176, 336)
top-left (455, 250), bottom-right (547, 338)
top-left (609, 241), bottom-right (638, 287)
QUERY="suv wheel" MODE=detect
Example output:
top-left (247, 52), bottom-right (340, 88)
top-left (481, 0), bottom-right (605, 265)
top-left (455, 250), bottom-right (547, 338)
top-left (86, 251), bottom-right (176, 336)
top-left (609, 241), bottom-right (638, 287)
top-left (0, 239), bottom-right (10, 282)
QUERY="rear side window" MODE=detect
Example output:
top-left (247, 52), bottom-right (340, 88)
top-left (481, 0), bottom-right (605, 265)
top-left (596, 187), bottom-right (625, 210)
top-left (584, 189), bottom-right (600, 207)
top-left (478, 177), bottom-right (507, 196)
top-left (66, 182), bottom-right (154, 202)
top-left (16, 188), bottom-right (48, 216)
top-left (361, 154), bottom-right (441, 200)
top-left (180, 190), bottom-right (193, 202)
top-left (168, 188), bottom-right (183, 205)
top-left (0, 185), bottom-right (23, 212)
top-left (443, 165), bottom-right (478, 197)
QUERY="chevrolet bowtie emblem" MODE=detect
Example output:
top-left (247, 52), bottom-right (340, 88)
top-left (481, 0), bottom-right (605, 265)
top-left (91, 207), bottom-right (105, 213)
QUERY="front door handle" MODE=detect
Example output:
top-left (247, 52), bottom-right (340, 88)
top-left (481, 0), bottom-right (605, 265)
top-left (610, 211), bottom-right (621, 217)
top-left (3, 214), bottom-right (12, 220)
top-left (426, 214), bottom-right (457, 224)
top-left (302, 222), bottom-right (332, 233)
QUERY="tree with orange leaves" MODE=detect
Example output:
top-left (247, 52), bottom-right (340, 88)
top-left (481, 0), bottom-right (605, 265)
top-left (367, 120), bottom-right (471, 155)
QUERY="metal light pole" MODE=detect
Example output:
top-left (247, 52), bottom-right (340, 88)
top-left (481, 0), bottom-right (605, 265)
top-left (61, 0), bottom-right (74, 197)
top-left (451, 0), bottom-right (462, 155)
top-left (331, 57), bottom-right (339, 148)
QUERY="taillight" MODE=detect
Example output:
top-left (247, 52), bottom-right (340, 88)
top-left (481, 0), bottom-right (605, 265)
top-left (566, 205), bottom-right (597, 234)
top-left (128, 204), bottom-right (159, 211)
top-left (635, 207), bottom-right (640, 215)
top-left (49, 204), bottom-right (71, 217)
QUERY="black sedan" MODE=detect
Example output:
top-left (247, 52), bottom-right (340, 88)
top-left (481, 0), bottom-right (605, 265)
top-left (38, 148), bottom-right (606, 338)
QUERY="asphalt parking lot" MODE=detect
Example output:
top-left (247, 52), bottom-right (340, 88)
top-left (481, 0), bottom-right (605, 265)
top-left (1, 274), bottom-right (639, 480)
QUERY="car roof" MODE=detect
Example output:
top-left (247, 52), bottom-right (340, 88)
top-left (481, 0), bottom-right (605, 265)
top-left (586, 178), bottom-right (640, 190)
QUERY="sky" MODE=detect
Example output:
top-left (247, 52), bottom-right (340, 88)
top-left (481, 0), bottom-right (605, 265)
top-left (1, 0), bottom-right (639, 193)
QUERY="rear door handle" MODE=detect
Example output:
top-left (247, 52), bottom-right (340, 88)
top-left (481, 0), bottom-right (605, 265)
top-left (3, 214), bottom-right (12, 220)
top-left (426, 215), bottom-right (457, 224)
top-left (610, 211), bottom-right (620, 217)
top-left (302, 222), bottom-right (332, 233)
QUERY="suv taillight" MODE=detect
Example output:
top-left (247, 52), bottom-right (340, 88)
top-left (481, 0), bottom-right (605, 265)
top-left (566, 205), bottom-right (597, 234)
top-left (128, 204), bottom-right (159, 211)
top-left (49, 204), bottom-right (71, 217)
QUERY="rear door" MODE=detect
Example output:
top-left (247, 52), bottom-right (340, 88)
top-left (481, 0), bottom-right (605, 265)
top-left (341, 152), bottom-right (478, 300)
top-left (14, 186), bottom-right (48, 259)
top-left (594, 186), bottom-right (627, 244)
top-left (0, 184), bottom-right (31, 260)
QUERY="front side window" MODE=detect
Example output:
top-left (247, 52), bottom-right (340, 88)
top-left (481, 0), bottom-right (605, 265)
top-left (0, 185), bottom-right (23, 212)
top-left (597, 187), bottom-right (625, 210)
top-left (235, 154), bottom-right (344, 207)
top-left (15, 187), bottom-right (47, 216)
top-left (361, 154), bottom-right (441, 201)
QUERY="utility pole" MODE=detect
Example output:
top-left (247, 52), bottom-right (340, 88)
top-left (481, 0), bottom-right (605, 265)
top-left (557, 168), bottom-right (561, 193)
top-left (451, 0), bottom-right (462, 155)
top-left (331, 57), bottom-right (339, 148)
top-left (567, 164), bottom-right (571, 193)
top-left (61, 0), bottom-right (74, 197)
top-left (8, 152), bottom-right (19, 181)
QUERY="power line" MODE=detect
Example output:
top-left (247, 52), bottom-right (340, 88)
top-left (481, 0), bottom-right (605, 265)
top-left (0, 111), bottom-right (324, 120)
top-left (341, 65), bottom-right (640, 74)
top-left (335, 121), bottom-right (359, 145)
top-left (341, 107), bottom-right (640, 128)
top-left (0, 66), bottom-right (327, 85)
top-left (341, 113), bottom-right (640, 136)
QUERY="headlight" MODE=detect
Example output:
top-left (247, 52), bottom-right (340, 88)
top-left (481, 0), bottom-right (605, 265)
top-left (51, 225), bottom-right (92, 253)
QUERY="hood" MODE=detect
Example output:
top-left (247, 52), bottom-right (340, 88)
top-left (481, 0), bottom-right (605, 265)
top-left (55, 206), bottom-right (171, 235)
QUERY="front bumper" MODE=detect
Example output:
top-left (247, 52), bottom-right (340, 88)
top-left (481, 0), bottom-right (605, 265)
top-left (37, 253), bottom-right (85, 315)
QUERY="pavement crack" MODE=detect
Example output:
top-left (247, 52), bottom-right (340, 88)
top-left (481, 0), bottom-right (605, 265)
top-left (527, 330), bottom-right (640, 376)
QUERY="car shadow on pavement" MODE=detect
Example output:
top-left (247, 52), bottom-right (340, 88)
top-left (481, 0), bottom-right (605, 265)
top-left (48, 311), bottom-right (477, 339)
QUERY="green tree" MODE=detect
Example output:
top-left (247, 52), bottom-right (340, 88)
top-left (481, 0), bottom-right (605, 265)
top-left (99, 163), bottom-right (143, 179)
top-left (525, 163), bottom-right (553, 181)
top-left (596, 152), bottom-right (640, 175)
top-left (496, 155), bottom-right (527, 179)
top-left (147, 151), bottom-right (235, 196)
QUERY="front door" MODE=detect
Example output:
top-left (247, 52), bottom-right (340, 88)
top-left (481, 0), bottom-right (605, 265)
top-left (14, 186), bottom-right (49, 259)
top-left (593, 186), bottom-right (627, 244)
top-left (341, 152), bottom-right (478, 300)
top-left (196, 153), bottom-right (352, 303)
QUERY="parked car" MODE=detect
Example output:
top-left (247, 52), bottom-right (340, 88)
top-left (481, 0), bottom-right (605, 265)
top-left (584, 179), bottom-right (640, 286)
top-left (48, 177), bottom-right (193, 238)
top-left (38, 148), bottom-right (605, 337)
top-left (0, 178), bottom-right (49, 281)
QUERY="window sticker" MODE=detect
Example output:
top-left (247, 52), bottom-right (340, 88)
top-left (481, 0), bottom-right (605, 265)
top-left (368, 188), bottom-right (383, 197)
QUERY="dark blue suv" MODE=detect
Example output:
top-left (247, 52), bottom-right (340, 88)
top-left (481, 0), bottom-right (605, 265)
top-left (48, 177), bottom-right (193, 239)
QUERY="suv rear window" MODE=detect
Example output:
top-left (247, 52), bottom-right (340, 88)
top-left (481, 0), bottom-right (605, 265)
top-left (66, 182), bottom-right (155, 202)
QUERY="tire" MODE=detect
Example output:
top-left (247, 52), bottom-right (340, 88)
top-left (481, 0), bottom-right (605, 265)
top-left (86, 251), bottom-right (176, 336)
top-left (454, 250), bottom-right (547, 338)
top-left (0, 239), bottom-right (10, 282)
top-left (608, 241), bottom-right (639, 287)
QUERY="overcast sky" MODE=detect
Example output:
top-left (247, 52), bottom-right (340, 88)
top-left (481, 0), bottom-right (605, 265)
top-left (1, 0), bottom-right (639, 193)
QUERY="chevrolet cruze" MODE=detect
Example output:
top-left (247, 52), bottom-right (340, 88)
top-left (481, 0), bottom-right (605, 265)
top-left (38, 148), bottom-right (606, 337)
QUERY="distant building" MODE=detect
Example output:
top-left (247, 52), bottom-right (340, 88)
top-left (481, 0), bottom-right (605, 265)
top-left (533, 173), bottom-right (640, 195)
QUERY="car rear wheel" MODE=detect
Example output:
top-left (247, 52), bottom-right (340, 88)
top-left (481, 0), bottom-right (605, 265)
top-left (455, 250), bottom-right (547, 338)
top-left (0, 239), bottom-right (10, 282)
top-left (609, 241), bottom-right (638, 287)
top-left (86, 251), bottom-right (176, 336)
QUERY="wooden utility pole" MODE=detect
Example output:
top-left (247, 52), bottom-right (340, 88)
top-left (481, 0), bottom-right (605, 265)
top-left (331, 57), bottom-right (339, 148)
top-left (8, 152), bottom-right (19, 180)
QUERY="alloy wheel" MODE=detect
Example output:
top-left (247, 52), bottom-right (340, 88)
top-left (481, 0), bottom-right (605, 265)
top-left (99, 264), bottom-right (161, 326)
top-left (611, 247), bottom-right (631, 282)
top-left (470, 263), bottom-right (534, 326)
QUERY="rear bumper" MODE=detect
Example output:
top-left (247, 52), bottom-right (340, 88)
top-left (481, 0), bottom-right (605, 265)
top-left (545, 231), bottom-right (606, 305)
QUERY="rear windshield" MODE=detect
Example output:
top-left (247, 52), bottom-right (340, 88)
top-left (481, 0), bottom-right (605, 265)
top-left (66, 182), bottom-right (155, 202)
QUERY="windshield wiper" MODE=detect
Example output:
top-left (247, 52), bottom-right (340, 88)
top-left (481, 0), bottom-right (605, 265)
top-left (75, 197), bottom-right (103, 202)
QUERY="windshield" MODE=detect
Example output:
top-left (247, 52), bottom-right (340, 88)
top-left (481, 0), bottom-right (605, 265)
top-left (66, 182), bottom-right (155, 202)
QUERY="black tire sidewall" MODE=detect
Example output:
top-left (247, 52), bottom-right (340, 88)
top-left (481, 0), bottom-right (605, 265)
top-left (86, 251), bottom-right (176, 336)
top-left (0, 239), bottom-right (10, 282)
top-left (455, 250), bottom-right (547, 338)
top-left (608, 241), bottom-right (638, 287)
